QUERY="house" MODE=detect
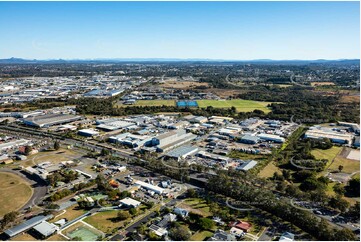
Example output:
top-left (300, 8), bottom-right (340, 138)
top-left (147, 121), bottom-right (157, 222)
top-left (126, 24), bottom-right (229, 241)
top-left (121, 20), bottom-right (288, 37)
top-left (230, 227), bottom-right (245, 238)
top-left (173, 207), bottom-right (189, 218)
top-left (229, 220), bottom-right (252, 232)
top-left (149, 224), bottom-right (168, 237)
top-left (208, 229), bottom-right (236, 241)
top-left (279, 232), bottom-right (295, 241)
top-left (119, 197), bottom-right (141, 208)
top-left (212, 216), bottom-right (225, 225)
top-left (148, 213), bottom-right (177, 237)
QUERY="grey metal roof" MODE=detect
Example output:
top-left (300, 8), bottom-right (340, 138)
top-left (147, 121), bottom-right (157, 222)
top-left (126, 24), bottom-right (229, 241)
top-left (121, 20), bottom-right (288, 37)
top-left (33, 221), bottom-right (58, 237)
top-left (166, 145), bottom-right (198, 158)
top-left (4, 214), bottom-right (53, 237)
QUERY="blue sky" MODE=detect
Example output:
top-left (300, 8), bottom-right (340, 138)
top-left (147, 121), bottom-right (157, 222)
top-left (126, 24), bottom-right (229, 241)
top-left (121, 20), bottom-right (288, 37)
top-left (0, 1), bottom-right (359, 60)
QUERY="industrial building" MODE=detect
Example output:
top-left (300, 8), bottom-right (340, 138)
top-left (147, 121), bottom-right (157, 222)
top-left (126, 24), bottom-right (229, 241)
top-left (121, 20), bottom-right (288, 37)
top-left (0, 139), bottom-right (30, 151)
top-left (165, 145), bottom-right (199, 160)
top-left (135, 180), bottom-right (165, 194)
top-left (108, 133), bottom-right (152, 148)
top-left (236, 160), bottom-right (258, 171)
top-left (257, 133), bottom-right (285, 143)
top-left (77, 128), bottom-right (100, 137)
top-left (96, 118), bottom-right (134, 131)
top-left (304, 128), bottom-right (353, 145)
top-left (119, 197), bottom-right (141, 208)
top-left (151, 129), bottom-right (197, 152)
top-left (238, 134), bottom-right (260, 144)
top-left (22, 113), bottom-right (82, 128)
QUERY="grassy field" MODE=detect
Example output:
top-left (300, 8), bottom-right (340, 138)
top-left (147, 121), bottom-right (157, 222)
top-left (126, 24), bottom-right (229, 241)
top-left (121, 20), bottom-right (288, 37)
top-left (197, 99), bottom-right (273, 113)
top-left (178, 198), bottom-right (212, 217)
top-left (116, 100), bottom-right (175, 107)
top-left (190, 230), bottom-right (213, 241)
top-left (83, 210), bottom-right (128, 233)
top-left (0, 172), bottom-right (33, 217)
top-left (50, 205), bottom-right (87, 223)
top-left (46, 234), bottom-right (68, 241)
top-left (10, 233), bottom-right (37, 241)
top-left (258, 162), bottom-right (282, 178)
top-left (311, 146), bottom-right (342, 162)
top-left (328, 156), bottom-right (360, 174)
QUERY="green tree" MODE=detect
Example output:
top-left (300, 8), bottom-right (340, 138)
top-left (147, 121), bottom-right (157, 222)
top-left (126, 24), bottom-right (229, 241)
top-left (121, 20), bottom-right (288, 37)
top-left (1, 211), bottom-right (18, 229)
top-left (333, 183), bottom-right (346, 196)
top-left (129, 207), bottom-right (138, 216)
top-left (346, 177), bottom-right (360, 196)
top-left (338, 165), bottom-right (344, 173)
top-left (54, 141), bottom-right (60, 150)
top-left (117, 211), bottom-right (131, 221)
top-left (328, 196), bottom-right (350, 213)
top-left (24, 145), bottom-right (32, 155)
top-left (169, 224), bottom-right (191, 241)
top-left (199, 217), bottom-right (215, 230)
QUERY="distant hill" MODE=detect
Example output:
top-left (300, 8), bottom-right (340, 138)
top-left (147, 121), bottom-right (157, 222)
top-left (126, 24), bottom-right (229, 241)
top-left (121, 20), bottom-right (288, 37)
top-left (0, 57), bottom-right (359, 65)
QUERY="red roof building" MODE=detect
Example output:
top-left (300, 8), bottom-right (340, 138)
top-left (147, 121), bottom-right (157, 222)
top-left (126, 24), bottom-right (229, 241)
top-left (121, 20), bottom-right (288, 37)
top-left (228, 220), bottom-right (252, 232)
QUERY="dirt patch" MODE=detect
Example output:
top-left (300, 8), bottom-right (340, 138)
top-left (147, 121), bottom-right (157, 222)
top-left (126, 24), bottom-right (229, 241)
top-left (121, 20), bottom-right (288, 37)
top-left (340, 95), bottom-right (360, 103)
top-left (310, 82), bottom-right (335, 86)
top-left (161, 81), bottom-right (209, 89)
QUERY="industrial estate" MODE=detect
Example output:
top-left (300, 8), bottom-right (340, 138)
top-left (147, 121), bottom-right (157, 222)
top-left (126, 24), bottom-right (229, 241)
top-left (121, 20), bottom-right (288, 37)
top-left (0, 1), bottom-right (360, 242)
top-left (0, 58), bottom-right (359, 242)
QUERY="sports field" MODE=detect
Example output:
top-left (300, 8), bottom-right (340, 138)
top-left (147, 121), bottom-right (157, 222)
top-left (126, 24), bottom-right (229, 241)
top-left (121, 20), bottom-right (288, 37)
top-left (0, 172), bottom-right (33, 217)
top-left (197, 99), bottom-right (273, 113)
top-left (66, 223), bottom-right (102, 241)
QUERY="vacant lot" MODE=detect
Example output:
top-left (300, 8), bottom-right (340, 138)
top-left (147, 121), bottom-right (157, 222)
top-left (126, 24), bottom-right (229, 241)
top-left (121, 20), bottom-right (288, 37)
top-left (0, 172), bottom-right (33, 217)
top-left (83, 210), bottom-right (128, 233)
top-left (10, 232), bottom-right (37, 241)
top-left (50, 204), bottom-right (87, 223)
top-left (329, 156), bottom-right (360, 174)
top-left (197, 99), bottom-right (273, 113)
top-left (190, 230), bottom-right (213, 241)
top-left (258, 162), bottom-right (282, 178)
top-left (178, 198), bottom-right (212, 217)
top-left (161, 81), bottom-right (209, 89)
top-left (311, 146), bottom-right (342, 162)
top-left (310, 82), bottom-right (335, 86)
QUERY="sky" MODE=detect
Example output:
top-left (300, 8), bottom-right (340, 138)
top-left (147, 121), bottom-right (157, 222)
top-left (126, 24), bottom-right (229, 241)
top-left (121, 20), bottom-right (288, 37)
top-left (0, 1), bottom-right (359, 60)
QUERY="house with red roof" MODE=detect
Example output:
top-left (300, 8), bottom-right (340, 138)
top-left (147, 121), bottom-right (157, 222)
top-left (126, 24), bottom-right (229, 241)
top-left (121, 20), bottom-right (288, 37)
top-left (228, 220), bottom-right (252, 232)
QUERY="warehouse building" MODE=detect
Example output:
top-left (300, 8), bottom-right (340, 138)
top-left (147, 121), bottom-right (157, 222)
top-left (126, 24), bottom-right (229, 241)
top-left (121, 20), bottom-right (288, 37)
top-left (236, 160), bottom-right (258, 171)
top-left (77, 128), bottom-right (99, 137)
top-left (257, 133), bottom-right (285, 143)
top-left (108, 133), bottom-right (152, 148)
top-left (151, 129), bottom-right (197, 152)
top-left (135, 180), bottom-right (165, 195)
top-left (0, 139), bottom-right (30, 151)
top-left (238, 134), bottom-right (260, 144)
top-left (165, 146), bottom-right (199, 160)
top-left (304, 128), bottom-right (353, 145)
top-left (22, 113), bottom-right (82, 128)
top-left (96, 118), bottom-right (134, 131)
top-left (119, 197), bottom-right (141, 208)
